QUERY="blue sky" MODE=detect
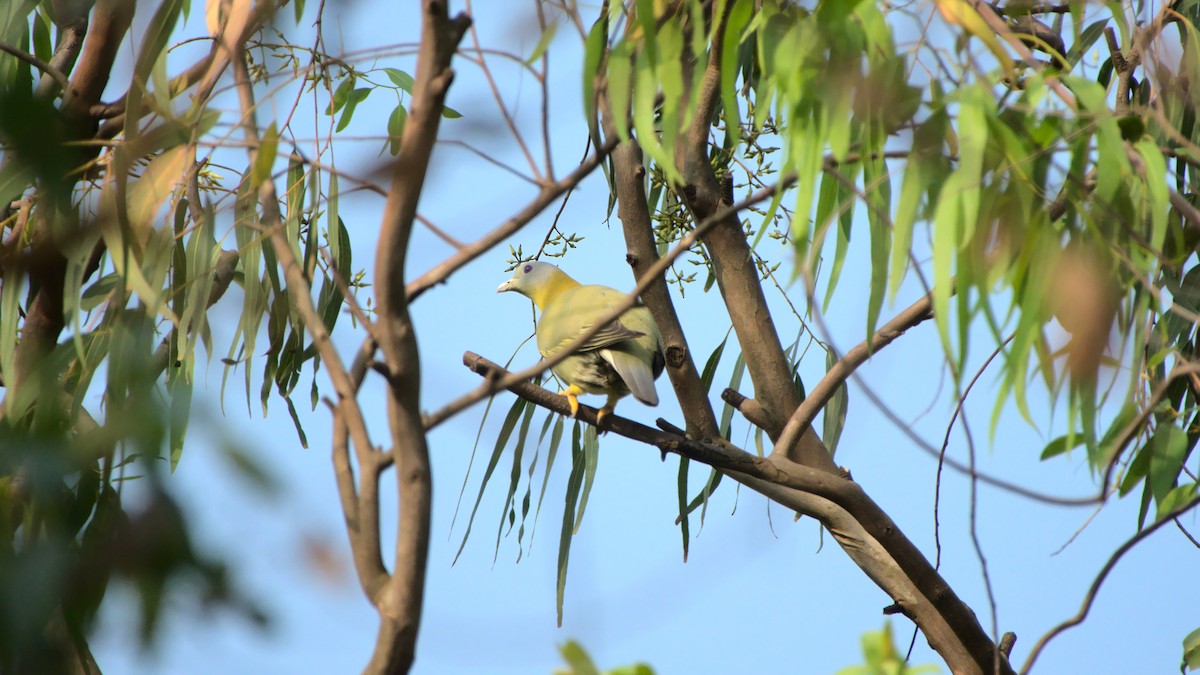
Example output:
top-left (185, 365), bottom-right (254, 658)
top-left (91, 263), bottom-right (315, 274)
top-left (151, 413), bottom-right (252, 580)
top-left (86, 2), bottom-right (1198, 674)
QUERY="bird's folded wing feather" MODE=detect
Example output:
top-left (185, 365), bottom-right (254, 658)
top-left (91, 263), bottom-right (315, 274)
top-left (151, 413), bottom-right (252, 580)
top-left (541, 319), bottom-right (644, 357)
top-left (600, 348), bottom-right (659, 406)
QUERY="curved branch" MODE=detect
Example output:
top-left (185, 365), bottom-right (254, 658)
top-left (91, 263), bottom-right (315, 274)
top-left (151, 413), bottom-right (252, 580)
top-left (369, 2), bottom-right (471, 672)
top-left (0, 42), bottom-right (70, 91)
top-left (773, 290), bottom-right (935, 460)
top-left (1018, 496), bottom-right (1200, 674)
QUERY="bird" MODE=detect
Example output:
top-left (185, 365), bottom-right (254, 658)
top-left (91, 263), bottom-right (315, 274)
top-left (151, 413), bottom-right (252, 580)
top-left (497, 261), bottom-right (665, 424)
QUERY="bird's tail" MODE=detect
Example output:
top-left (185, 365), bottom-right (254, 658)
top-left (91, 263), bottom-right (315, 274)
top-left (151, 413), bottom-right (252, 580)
top-left (601, 349), bottom-right (659, 406)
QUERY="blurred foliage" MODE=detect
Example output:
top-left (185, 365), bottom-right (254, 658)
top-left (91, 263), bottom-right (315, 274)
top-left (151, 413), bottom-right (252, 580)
top-left (0, 0), bottom-right (362, 667)
top-left (836, 623), bottom-right (940, 675)
top-left (554, 640), bottom-right (655, 675)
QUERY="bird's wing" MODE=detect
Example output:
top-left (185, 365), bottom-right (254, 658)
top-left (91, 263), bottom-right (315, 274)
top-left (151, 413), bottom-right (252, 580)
top-left (538, 285), bottom-right (643, 357)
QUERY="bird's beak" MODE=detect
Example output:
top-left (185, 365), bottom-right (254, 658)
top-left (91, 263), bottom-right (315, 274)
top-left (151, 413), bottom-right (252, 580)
top-left (496, 279), bottom-right (513, 293)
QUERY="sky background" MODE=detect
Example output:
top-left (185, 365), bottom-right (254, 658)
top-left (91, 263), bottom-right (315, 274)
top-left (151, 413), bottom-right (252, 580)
top-left (81, 1), bottom-right (1200, 673)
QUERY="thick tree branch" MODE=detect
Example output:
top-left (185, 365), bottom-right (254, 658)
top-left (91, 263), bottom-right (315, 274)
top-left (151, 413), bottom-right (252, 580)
top-left (369, 2), bottom-right (470, 673)
top-left (601, 101), bottom-right (721, 438)
top-left (35, 18), bottom-right (88, 100)
top-left (773, 291), bottom-right (935, 460)
top-left (464, 352), bottom-right (1013, 675)
top-left (672, 5), bottom-right (833, 471)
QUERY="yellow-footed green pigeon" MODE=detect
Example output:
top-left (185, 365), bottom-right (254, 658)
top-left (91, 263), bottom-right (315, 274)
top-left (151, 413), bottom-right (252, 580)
top-left (497, 261), bottom-right (665, 422)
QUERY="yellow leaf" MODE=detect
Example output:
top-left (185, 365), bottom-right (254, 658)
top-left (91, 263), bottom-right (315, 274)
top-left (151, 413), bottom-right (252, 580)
top-left (935, 0), bottom-right (1015, 75)
top-left (128, 146), bottom-right (188, 239)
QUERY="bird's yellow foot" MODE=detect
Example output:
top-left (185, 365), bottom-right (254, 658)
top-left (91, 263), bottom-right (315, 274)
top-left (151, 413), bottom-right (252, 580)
top-left (596, 405), bottom-right (615, 427)
top-left (559, 390), bottom-right (581, 417)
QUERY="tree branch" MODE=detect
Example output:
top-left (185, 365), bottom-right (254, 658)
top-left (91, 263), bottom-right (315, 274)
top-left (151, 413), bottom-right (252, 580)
top-left (0, 41), bottom-right (70, 91)
top-left (369, 1), bottom-right (470, 672)
top-left (1018, 496), bottom-right (1200, 674)
top-left (464, 351), bottom-right (1013, 675)
top-left (672, 4), bottom-right (833, 471)
top-left (773, 291), bottom-right (934, 460)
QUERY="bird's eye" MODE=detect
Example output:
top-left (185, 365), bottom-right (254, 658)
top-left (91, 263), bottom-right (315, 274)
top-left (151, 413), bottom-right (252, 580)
top-left (523, 264), bottom-right (533, 274)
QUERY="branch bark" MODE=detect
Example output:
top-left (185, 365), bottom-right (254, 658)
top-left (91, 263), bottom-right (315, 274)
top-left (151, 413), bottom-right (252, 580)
top-left (463, 352), bottom-right (1013, 675)
top-left (225, 11), bottom-right (390, 656)
top-left (369, 2), bottom-right (470, 672)
top-left (672, 4), bottom-right (833, 470)
top-left (603, 118), bottom-right (720, 438)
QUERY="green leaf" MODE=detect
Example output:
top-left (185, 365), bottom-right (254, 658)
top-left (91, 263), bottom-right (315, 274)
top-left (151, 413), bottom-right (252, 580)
top-left (633, 48), bottom-right (676, 183)
top-left (889, 153), bottom-right (923, 299)
top-left (336, 87), bottom-right (371, 132)
top-left (253, 122), bottom-right (278, 187)
top-left (720, 353), bottom-right (746, 440)
top-left (31, 7), bottom-right (50, 62)
top-left (607, 41), bottom-right (634, 142)
top-left (863, 153), bottom-right (891, 341)
top-left (1183, 626), bottom-right (1200, 671)
top-left (720, 0), bottom-right (753, 151)
top-left (822, 349), bottom-right (849, 457)
top-left (282, 394), bottom-right (308, 449)
top-left (1158, 483), bottom-right (1199, 521)
top-left (677, 468), bottom-right (723, 527)
top-left (1040, 433), bottom-right (1085, 460)
top-left (557, 640), bottom-right (601, 675)
top-left (167, 366), bottom-right (193, 470)
top-left (1149, 424), bottom-right (1188, 505)
top-left (531, 414), bottom-right (565, 542)
top-left (677, 455), bottom-right (689, 562)
top-left (573, 425), bottom-right (599, 533)
top-left (582, 16), bottom-right (607, 144)
top-left (821, 171), bottom-right (856, 313)
top-left (0, 268), bottom-right (24, 390)
top-left (495, 400), bottom-right (536, 559)
top-left (557, 420), bottom-right (586, 626)
top-left (698, 337), bottom-right (728, 392)
top-left (454, 397), bottom-right (526, 564)
top-left (526, 21), bottom-right (557, 64)
top-left (383, 68), bottom-right (414, 93)
top-left (328, 76), bottom-right (354, 115)
top-left (387, 105), bottom-right (407, 156)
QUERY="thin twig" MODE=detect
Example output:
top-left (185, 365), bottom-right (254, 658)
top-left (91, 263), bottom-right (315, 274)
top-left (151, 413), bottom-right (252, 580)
top-left (1018, 496), bottom-right (1200, 674)
top-left (405, 135), bottom-right (619, 303)
top-left (0, 42), bottom-right (70, 91)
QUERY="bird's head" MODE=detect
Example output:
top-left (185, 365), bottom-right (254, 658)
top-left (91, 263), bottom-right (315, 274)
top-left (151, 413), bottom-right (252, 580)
top-left (497, 261), bottom-right (578, 310)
